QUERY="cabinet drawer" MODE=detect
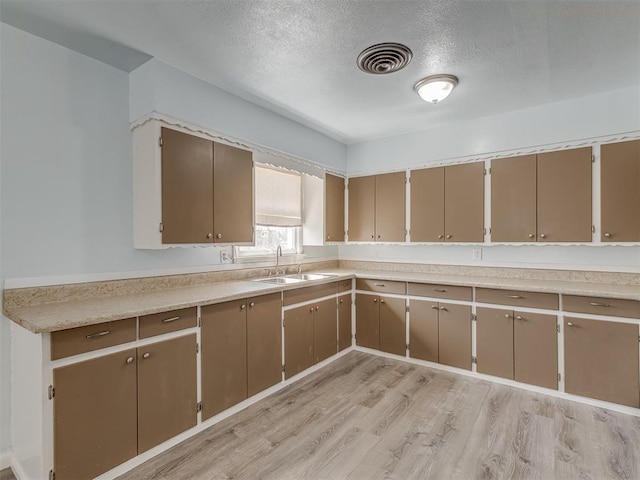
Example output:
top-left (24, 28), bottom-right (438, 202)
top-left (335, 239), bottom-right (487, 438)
top-left (476, 288), bottom-right (558, 310)
top-left (338, 278), bottom-right (353, 293)
top-left (356, 278), bottom-right (406, 295)
top-left (563, 295), bottom-right (640, 319)
top-left (139, 307), bottom-right (197, 339)
top-left (283, 282), bottom-right (339, 306)
top-left (408, 282), bottom-right (472, 301)
top-left (51, 318), bottom-right (136, 360)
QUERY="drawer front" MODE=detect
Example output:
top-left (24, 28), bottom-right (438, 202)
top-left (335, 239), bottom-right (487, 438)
top-left (283, 282), bottom-right (339, 306)
top-left (563, 295), bottom-right (640, 319)
top-left (51, 318), bottom-right (136, 360)
top-left (356, 278), bottom-right (406, 295)
top-left (476, 288), bottom-right (558, 310)
top-left (338, 278), bottom-right (353, 293)
top-left (408, 282), bottom-right (472, 301)
top-left (139, 307), bottom-right (197, 339)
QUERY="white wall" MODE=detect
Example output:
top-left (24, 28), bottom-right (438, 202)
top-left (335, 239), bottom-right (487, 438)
top-left (0, 24), bottom-right (8, 454)
top-left (343, 86), bottom-right (640, 271)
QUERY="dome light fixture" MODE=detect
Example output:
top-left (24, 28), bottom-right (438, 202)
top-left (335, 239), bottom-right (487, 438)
top-left (414, 74), bottom-right (458, 104)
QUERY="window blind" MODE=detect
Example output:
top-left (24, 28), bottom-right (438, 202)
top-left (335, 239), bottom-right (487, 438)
top-left (255, 165), bottom-right (302, 226)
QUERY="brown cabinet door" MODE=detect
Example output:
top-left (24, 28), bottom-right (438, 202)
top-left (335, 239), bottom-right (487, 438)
top-left (537, 147), bottom-right (592, 242)
top-left (601, 140), bottom-right (640, 242)
top-left (54, 349), bottom-right (137, 480)
top-left (379, 296), bottom-right (406, 355)
top-left (201, 300), bottom-right (248, 420)
top-left (564, 317), bottom-right (639, 408)
top-left (444, 162), bottom-right (484, 242)
top-left (213, 142), bottom-right (253, 243)
top-left (491, 155), bottom-right (537, 242)
top-left (438, 303), bottom-right (472, 370)
top-left (410, 167), bottom-right (444, 242)
top-left (375, 172), bottom-right (406, 242)
top-left (325, 173), bottom-right (345, 242)
top-left (514, 311), bottom-right (557, 390)
top-left (247, 293), bottom-right (283, 396)
top-left (137, 334), bottom-right (197, 453)
top-left (355, 293), bottom-right (379, 349)
top-left (314, 298), bottom-right (338, 363)
top-left (348, 175), bottom-right (375, 241)
top-left (476, 307), bottom-right (514, 380)
top-left (338, 294), bottom-right (352, 352)
top-left (161, 128), bottom-right (214, 243)
top-left (284, 304), bottom-right (314, 379)
top-left (409, 300), bottom-right (439, 362)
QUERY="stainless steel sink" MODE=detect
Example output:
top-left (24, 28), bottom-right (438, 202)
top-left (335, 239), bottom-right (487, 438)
top-left (253, 276), bottom-right (305, 285)
top-left (252, 273), bottom-right (338, 285)
top-left (284, 273), bottom-right (338, 281)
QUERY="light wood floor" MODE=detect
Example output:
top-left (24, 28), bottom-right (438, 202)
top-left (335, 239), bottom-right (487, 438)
top-left (119, 351), bottom-right (640, 480)
top-left (0, 468), bottom-right (15, 480)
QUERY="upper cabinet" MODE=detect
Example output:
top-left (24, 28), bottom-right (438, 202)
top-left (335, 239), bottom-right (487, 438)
top-left (411, 162), bottom-right (484, 242)
top-left (491, 147), bottom-right (592, 242)
top-left (601, 139), bottom-right (640, 242)
top-left (302, 172), bottom-right (345, 245)
top-left (325, 173), bottom-right (345, 242)
top-left (133, 121), bottom-right (253, 248)
top-left (348, 172), bottom-right (405, 242)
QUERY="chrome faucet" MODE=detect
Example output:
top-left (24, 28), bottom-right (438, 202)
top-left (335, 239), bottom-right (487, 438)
top-left (276, 245), bottom-right (282, 267)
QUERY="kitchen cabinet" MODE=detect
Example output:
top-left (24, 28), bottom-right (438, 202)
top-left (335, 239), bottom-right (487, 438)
top-left (537, 147), bottom-right (592, 242)
top-left (325, 173), bottom-right (345, 242)
top-left (201, 300), bottom-right (248, 420)
top-left (338, 294), bottom-right (352, 351)
top-left (410, 162), bottom-right (484, 242)
top-left (53, 349), bottom-right (138, 480)
top-left (284, 304), bottom-right (315, 379)
top-left (600, 139), bottom-right (640, 242)
top-left (437, 303), bottom-right (472, 370)
top-left (348, 172), bottom-right (405, 242)
top-left (354, 293), bottom-right (405, 355)
top-left (133, 121), bottom-right (253, 248)
top-left (137, 334), bottom-right (198, 453)
top-left (564, 317), bottom-right (639, 408)
top-left (246, 293), bottom-right (283, 397)
top-left (476, 307), bottom-right (558, 389)
top-left (408, 300), bottom-right (439, 363)
top-left (314, 297), bottom-right (338, 363)
top-left (491, 147), bottom-right (592, 242)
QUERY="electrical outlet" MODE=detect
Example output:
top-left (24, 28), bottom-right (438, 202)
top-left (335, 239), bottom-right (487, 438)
top-left (220, 250), bottom-right (232, 263)
top-left (473, 248), bottom-right (482, 261)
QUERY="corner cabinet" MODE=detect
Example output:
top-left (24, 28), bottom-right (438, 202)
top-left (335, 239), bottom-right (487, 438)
top-left (133, 120), bottom-right (254, 248)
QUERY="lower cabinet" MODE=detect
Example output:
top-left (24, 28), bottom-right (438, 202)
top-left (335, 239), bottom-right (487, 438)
top-left (338, 294), bottom-right (352, 351)
top-left (410, 300), bottom-right (471, 370)
top-left (476, 308), bottom-right (558, 389)
top-left (314, 298), bottom-right (339, 364)
top-left (355, 293), bottom-right (405, 355)
top-left (564, 317), bottom-right (639, 408)
top-left (53, 334), bottom-right (197, 480)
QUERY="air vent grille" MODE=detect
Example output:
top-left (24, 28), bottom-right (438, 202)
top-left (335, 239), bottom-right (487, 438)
top-left (357, 43), bottom-right (413, 74)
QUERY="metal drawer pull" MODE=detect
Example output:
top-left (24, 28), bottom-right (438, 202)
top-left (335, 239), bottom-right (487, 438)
top-left (250, 302), bottom-right (255, 307)
top-left (567, 322), bottom-right (574, 327)
top-left (515, 315), bottom-right (523, 320)
top-left (508, 295), bottom-right (523, 299)
top-left (431, 305), bottom-right (439, 310)
top-left (446, 234), bottom-right (452, 239)
top-left (310, 307), bottom-right (315, 312)
top-left (142, 352), bottom-right (151, 359)
top-left (589, 302), bottom-right (610, 307)
top-left (374, 283), bottom-right (385, 287)
top-left (340, 299), bottom-right (344, 304)
top-left (504, 313), bottom-right (511, 319)
top-left (604, 233), bottom-right (612, 238)
top-left (162, 316), bottom-right (180, 323)
top-left (539, 233), bottom-right (547, 239)
top-left (528, 234), bottom-right (535, 239)
top-left (126, 356), bottom-right (135, 364)
top-left (316, 306), bottom-right (320, 311)
top-left (380, 299), bottom-right (385, 304)
top-left (433, 288), bottom-right (447, 293)
top-left (373, 298), bottom-right (378, 303)
top-left (440, 306), bottom-right (447, 311)
top-left (216, 233), bottom-right (222, 239)
top-left (437, 234), bottom-right (444, 239)
top-left (86, 330), bottom-right (110, 339)
top-left (240, 304), bottom-right (246, 310)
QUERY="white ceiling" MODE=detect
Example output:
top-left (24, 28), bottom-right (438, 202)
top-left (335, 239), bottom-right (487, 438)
top-left (2, 0), bottom-right (639, 144)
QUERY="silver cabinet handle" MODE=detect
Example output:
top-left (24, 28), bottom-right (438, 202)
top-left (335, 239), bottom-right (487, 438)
top-left (504, 313), bottom-right (511, 319)
top-left (567, 322), bottom-right (574, 327)
top-left (528, 233), bottom-right (535, 239)
top-left (207, 233), bottom-right (213, 239)
top-left (431, 305), bottom-right (439, 310)
top-left (515, 315), bottom-right (523, 320)
top-left (508, 295), bottom-right (522, 299)
top-left (446, 234), bottom-right (452, 239)
top-left (216, 233), bottom-right (222, 239)
top-left (310, 307), bottom-right (314, 313)
top-left (433, 288), bottom-right (447, 293)
top-left (604, 233), bottom-right (612, 238)
top-left (373, 298), bottom-right (378, 303)
top-left (249, 302), bottom-right (255, 308)
top-left (437, 234), bottom-right (444, 239)
top-left (374, 283), bottom-right (385, 287)
top-left (162, 316), bottom-right (180, 323)
top-left (86, 330), bottom-right (110, 339)
top-left (539, 233), bottom-right (546, 239)
top-left (240, 304), bottom-right (246, 310)
top-left (340, 298), bottom-right (344, 304)
top-left (126, 356), bottom-right (135, 364)
top-left (316, 306), bottom-right (320, 311)
top-left (440, 306), bottom-right (447, 311)
top-left (327, 235), bottom-right (331, 240)
top-left (142, 352), bottom-right (151, 359)
top-left (589, 302), bottom-right (610, 307)
top-left (380, 299), bottom-right (385, 304)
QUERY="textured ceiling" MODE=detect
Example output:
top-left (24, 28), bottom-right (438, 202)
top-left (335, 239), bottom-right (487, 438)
top-left (2, 0), bottom-right (639, 144)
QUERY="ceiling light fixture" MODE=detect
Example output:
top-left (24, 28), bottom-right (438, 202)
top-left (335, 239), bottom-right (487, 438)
top-left (414, 75), bottom-right (458, 104)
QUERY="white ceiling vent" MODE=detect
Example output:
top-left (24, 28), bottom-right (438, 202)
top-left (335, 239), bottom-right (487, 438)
top-left (357, 43), bottom-right (413, 74)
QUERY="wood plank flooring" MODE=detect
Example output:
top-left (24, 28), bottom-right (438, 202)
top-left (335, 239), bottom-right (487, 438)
top-left (0, 468), bottom-right (16, 480)
top-left (118, 351), bottom-right (640, 480)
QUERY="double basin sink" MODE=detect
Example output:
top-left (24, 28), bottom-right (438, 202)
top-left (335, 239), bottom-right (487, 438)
top-left (253, 273), bottom-right (339, 285)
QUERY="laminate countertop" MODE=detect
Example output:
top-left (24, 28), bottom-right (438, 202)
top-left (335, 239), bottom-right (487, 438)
top-left (4, 269), bottom-right (639, 334)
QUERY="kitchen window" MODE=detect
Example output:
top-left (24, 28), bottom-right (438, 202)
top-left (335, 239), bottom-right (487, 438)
top-left (236, 164), bottom-right (303, 258)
